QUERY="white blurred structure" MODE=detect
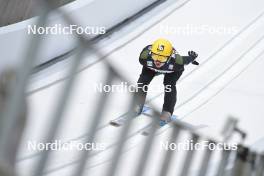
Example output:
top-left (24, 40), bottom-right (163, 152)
top-left (0, 69), bottom-right (27, 176)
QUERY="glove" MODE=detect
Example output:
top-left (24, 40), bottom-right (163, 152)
top-left (182, 51), bottom-right (199, 65)
top-left (188, 51), bottom-right (198, 59)
top-left (188, 51), bottom-right (199, 65)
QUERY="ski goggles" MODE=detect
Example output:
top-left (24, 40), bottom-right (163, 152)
top-left (151, 53), bottom-right (169, 63)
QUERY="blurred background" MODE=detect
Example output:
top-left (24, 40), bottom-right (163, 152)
top-left (0, 0), bottom-right (75, 26)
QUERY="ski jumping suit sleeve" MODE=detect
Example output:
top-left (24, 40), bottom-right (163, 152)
top-left (136, 46), bottom-right (197, 114)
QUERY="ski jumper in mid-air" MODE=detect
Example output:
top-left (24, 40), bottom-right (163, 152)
top-left (135, 38), bottom-right (199, 126)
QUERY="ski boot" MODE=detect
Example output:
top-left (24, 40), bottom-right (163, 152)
top-left (159, 111), bottom-right (177, 127)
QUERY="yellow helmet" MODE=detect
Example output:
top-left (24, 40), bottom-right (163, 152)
top-left (151, 38), bottom-right (173, 62)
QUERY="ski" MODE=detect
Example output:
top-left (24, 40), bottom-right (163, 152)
top-left (109, 106), bottom-right (151, 127)
top-left (140, 113), bottom-right (207, 136)
top-left (140, 111), bottom-right (178, 136)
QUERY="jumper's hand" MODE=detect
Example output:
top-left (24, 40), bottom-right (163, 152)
top-left (192, 61), bottom-right (199, 65)
top-left (188, 51), bottom-right (198, 59)
top-left (188, 51), bottom-right (199, 65)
